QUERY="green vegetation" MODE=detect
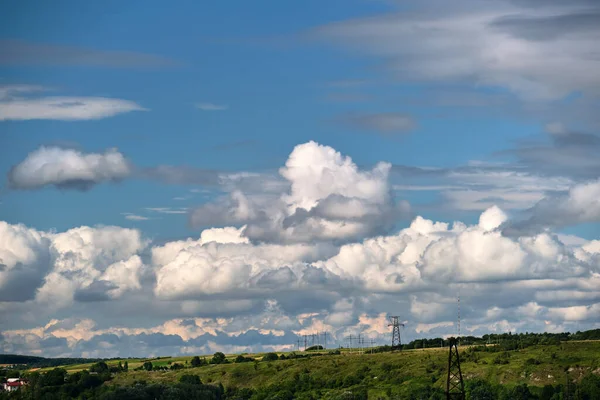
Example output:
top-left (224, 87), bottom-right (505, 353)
top-left (1, 330), bottom-right (600, 399)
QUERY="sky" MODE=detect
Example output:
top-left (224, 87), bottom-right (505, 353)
top-left (1, 0), bottom-right (600, 358)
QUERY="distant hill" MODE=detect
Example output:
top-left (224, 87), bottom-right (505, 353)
top-left (0, 354), bottom-right (104, 368)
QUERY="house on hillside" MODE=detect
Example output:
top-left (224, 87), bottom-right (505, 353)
top-left (2, 378), bottom-right (27, 392)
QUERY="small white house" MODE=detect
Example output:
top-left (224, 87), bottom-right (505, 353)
top-left (2, 378), bottom-right (26, 392)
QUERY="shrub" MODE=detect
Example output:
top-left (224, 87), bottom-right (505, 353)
top-left (525, 358), bottom-right (541, 365)
top-left (90, 361), bottom-right (109, 373)
top-left (179, 374), bottom-right (202, 385)
top-left (211, 352), bottom-right (226, 364)
top-left (235, 355), bottom-right (254, 363)
top-left (493, 352), bottom-right (510, 365)
top-left (190, 356), bottom-right (205, 367)
top-left (263, 352), bottom-right (279, 362)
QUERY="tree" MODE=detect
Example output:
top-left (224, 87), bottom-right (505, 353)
top-left (578, 373), bottom-right (600, 400)
top-left (235, 355), bottom-right (254, 363)
top-left (170, 363), bottom-right (184, 370)
top-left (90, 361), bottom-right (109, 373)
top-left (123, 361), bottom-right (128, 371)
top-left (503, 383), bottom-right (535, 400)
top-left (191, 356), bottom-right (203, 367)
top-left (179, 374), bottom-right (202, 385)
top-left (263, 352), bottom-right (279, 362)
top-left (540, 384), bottom-right (555, 400)
top-left (211, 352), bottom-right (226, 364)
top-left (42, 368), bottom-right (67, 386)
top-left (466, 379), bottom-right (496, 400)
top-left (143, 361), bottom-right (153, 371)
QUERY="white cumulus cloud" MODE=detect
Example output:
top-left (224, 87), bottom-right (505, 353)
top-left (8, 146), bottom-right (131, 190)
top-left (191, 141), bottom-right (409, 243)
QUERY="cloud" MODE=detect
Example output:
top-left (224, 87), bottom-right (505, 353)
top-left (140, 165), bottom-right (221, 185)
top-left (0, 39), bottom-right (179, 68)
top-left (8, 144), bottom-right (233, 191)
top-left (336, 112), bottom-right (416, 135)
top-left (8, 147), bottom-right (131, 190)
top-left (190, 141), bottom-right (409, 243)
top-left (501, 125), bottom-right (600, 179)
top-left (36, 226), bottom-right (147, 308)
top-left (0, 85), bottom-right (146, 121)
top-left (122, 213), bottom-right (150, 221)
top-left (313, 0), bottom-right (600, 99)
top-left (0, 84), bottom-right (46, 100)
top-left (2, 201), bottom-right (600, 356)
top-left (390, 161), bottom-right (575, 211)
top-left (0, 222), bottom-right (51, 302)
top-left (145, 207), bottom-right (188, 215)
top-left (196, 103), bottom-right (229, 111)
top-left (490, 10), bottom-right (600, 41)
top-left (503, 179), bottom-right (600, 235)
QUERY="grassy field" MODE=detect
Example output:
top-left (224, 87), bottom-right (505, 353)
top-left (36, 341), bottom-right (600, 398)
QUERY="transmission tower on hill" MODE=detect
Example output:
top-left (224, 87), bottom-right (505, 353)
top-left (388, 316), bottom-right (405, 350)
top-left (446, 337), bottom-right (465, 400)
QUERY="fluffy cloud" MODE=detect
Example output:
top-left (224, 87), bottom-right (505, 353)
top-left (152, 227), bottom-right (338, 300)
top-left (2, 139), bottom-right (600, 356)
top-left (191, 141), bottom-right (409, 243)
top-left (8, 147), bottom-right (131, 190)
top-left (0, 222), bottom-right (147, 306)
top-left (314, 0), bottom-right (600, 100)
top-left (38, 226), bottom-right (147, 306)
top-left (0, 222), bottom-right (51, 301)
top-left (504, 179), bottom-right (600, 235)
top-left (1, 204), bottom-right (600, 356)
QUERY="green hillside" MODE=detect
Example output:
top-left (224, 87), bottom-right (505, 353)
top-left (105, 341), bottom-right (600, 398)
top-left (4, 340), bottom-right (598, 399)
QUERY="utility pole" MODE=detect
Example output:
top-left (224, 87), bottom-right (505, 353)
top-left (446, 337), bottom-right (465, 400)
top-left (457, 291), bottom-right (461, 347)
top-left (388, 316), bottom-right (405, 350)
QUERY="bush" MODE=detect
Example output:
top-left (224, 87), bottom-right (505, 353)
top-left (235, 355), bottom-right (254, 363)
top-left (525, 358), bottom-right (541, 365)
top-left (142, 361), bottom-right (153, 371)
top-left (263, 352), bottom-right (279, 362)
top-left (190, 356), bottom-right (205, 367)
top-left (211, 352), bottom-right (226, 364)
top-left (493, 352), bottom-right (510, 365)
top-left (179, 374), bottom-right (202, 385)
top-left (90, 361), bottom-right (109, 373)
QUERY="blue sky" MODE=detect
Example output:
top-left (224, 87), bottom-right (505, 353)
top-left (1, 0), bottom-right (600, 357)
top-left (1, 0), bottom-right (581, 238)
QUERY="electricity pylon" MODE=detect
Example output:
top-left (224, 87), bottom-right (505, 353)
top-left (388, 316), bottom-right (404, 350)
top-left (446, 337), bottom-right (465, 400)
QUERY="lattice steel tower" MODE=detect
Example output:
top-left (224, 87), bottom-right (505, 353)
top-left (446, 337), bottom-right (465, 400)
top-left (388, 316), bottom-right (404, 350)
